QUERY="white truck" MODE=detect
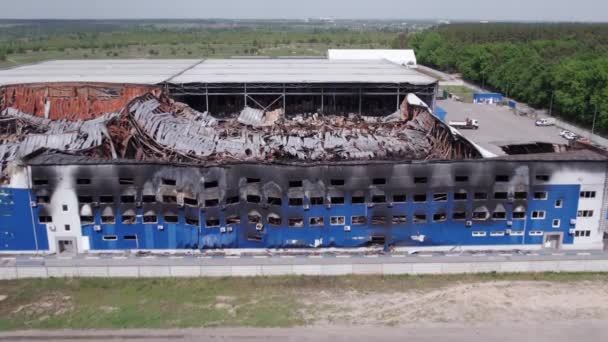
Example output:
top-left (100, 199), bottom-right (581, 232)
top-left (449, 118), bottom-right (479, 130)
top-left (535, 118), bottom-right (556, 126)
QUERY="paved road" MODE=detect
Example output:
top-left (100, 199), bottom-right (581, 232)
top-left (2, 321), bottom-right (608, 341)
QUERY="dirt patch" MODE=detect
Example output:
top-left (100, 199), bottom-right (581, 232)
top-left (12, 293), bottom-right (73, 320)
top-left (300, 281), bottom-right (608, 325)
top-left (0, 294), bottom-right (7, 302)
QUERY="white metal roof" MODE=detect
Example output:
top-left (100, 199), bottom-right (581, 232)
top-left (0, 59), bottom-right (201, 86)
top-left (328, 49), bottom-right (417, 67)
top-left (0, 58), bottom-right (436, 86)
top-left (170, 59), bottom-right (434, 84)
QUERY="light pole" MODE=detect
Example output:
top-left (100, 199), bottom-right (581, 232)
top-left (549, 91), bottom-right (554, 117)
top-left (591, 103), bottom-right (598, 136)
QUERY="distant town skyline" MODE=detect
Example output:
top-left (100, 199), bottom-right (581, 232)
top-left (0, 0), bottom-right (605, 22)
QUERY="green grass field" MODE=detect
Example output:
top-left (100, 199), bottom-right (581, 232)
top-left (1, 272), bottom-right (607, 330)
top-left (441, 85), bottom-right (476, 103)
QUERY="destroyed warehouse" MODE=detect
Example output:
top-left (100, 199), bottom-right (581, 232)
top-left (0, 58), bottom-right (606, 253)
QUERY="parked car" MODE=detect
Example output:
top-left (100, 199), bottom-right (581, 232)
top-left (560, 130), bottom-right (578, 141)
top-left (535, 118), bottom-right (556, 126)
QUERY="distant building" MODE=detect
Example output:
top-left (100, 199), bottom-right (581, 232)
top-left (328, 49), bottom-right (417, 68)
top-left (473, 93), bottom-right (503, 105)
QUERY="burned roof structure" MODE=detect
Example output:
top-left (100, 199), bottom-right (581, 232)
top-left (0, 58), bottom-right (483, 178)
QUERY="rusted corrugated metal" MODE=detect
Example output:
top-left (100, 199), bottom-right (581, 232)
top-left (0, 83), bottom-right (161, 121)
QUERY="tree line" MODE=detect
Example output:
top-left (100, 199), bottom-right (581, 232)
top-left (408, 23), bottom-right (608, 133)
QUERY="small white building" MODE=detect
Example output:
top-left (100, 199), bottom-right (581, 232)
top-left (328, 49), bottom-right (417, 68)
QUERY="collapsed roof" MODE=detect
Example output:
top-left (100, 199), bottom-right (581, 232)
top-left (0, 82), bottom-right (482, 181)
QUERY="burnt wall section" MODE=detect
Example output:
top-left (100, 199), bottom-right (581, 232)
top-left (0, 83), bottom-right (162, 120)
top-left (27, 158), bottom-right (605, 251)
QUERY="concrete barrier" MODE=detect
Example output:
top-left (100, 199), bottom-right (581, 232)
top-left (2, 259), bottom-right (608, 279)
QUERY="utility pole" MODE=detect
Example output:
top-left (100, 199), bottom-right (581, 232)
top-left (591, 103), bottom-right (598, 136)
top-left (549, 91), bottom-right (554, 117)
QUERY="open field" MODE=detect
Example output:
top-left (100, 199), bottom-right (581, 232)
top-left (2, 273), bottom-right (608, 331)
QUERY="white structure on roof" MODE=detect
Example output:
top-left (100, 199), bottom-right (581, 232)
top-left (328, 49), bottom-right (417, 68)
top-left (0, 58), bottom-right (435, 86)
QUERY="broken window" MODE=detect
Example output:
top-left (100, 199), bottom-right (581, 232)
top-left (101, 215), bottom-right (115, 224)
top-left (392, 215), bottom-right (407, 224)
top-left (533, 192), bottom-right (548, 200)
top-left (330, 179), bottom-right (345, 186)
top-left (205, 218), bottom-right (220, 227)
top-left (414, 177), bottom-right (427, 184)
top-left (267, 215), bottom-right (281, 226)
top-left (247, 177), bottom-right (261, 184)
top-left (474, 192), bottom-right (487, 200)
top-left (289, 180), bottom-right (303, 188)
top-left (495, 175), bottom-right (509, 182)
top-left (309, 217), bottom-right (324, 226)
top-left (226, 196), bottom-right (240, 205)
top-left (494, 192), bottom-right (508, 200)
top-left (454, 192), bottom-right (467, 201)
top-left (472, 210), bottom-right (488, 221)
top-left (330, 216), bottom-right (346, 225)
top-left (310, 197), bottom-right (324, 205)
top-left (161, 178), bottom-right (176, 186)
top-left (33, 179), bottom-right (48, 186)
top-left (288, 197), bottom-right (304, 206)
top-left (226, 215), bottom-right (240, 225)
top-left (204, 198), bottom-right (219, 207)
top-left (103, 236), bottom-right (117, 241)
top-left (143, 215), bottom-right (157, 224)
top-left (120, 195), bottom-right (136, 203)
top-left (80, 216), bottom-right (94, 224)
top-left (555, 199), bottom-right (563, 208)
top-left (142, 195), bottom-right (156, 203)
top-left (37, 196), bottom-right (50, 204)
top-left (433, 213), bottom-right (447, 222)
top-left (351, 216), bottom-right (366, 225)
top-left (204, 180), bottom-right (218, 188)
top-left (452, 211), bottom-right (466, 220)
top-left (162, 195), bottom-right (177, 204)
top-left (413, 214), bottom-right (427, 224)
top-left (124, 235), bottom-right (137, 241)
top-left (531, 210), bottom-right (546, 219)
top-left (268, 197), bottom-right (282, 206)
top-left (247, 213), bottom-right (261, 224)
top-left (393, 194), bottom-right (406, 203)
top-left (492, 211), bottom-right (507, 220)
top-left (121, 215), bottom-right (136, 224)
top-left (288, 218), bottom-right (304, 227)
top-left (185, 217), bottom-right (199, 226)
top-left (184, 197), bottom-right (198, 206)
top-left (371, 216), bottom-right (386, 225)
top-left (413, 194), bottom-right (427, 202)
top-left (78, 195), bottom-right (93, 203)
top-left (536, 175), bottom-right (550, 181)
top-left (247, 195), bottom-right (261, 203)
top-left (512, 211), bottom-right (526, 219)
top-left (77, 178), bottom-right (91, 185)
top-left (433, 193), bottom-right (448, 202)
top-left (164, 215), bottom-right (179, 223)
top-left (514, 192), bottom-right (528, 200)
top-left (577, 210), bottom-right (593, 217)
top-left (371, 195), bottom-right (386, 203)
top-left (119, 178), bottom-right (134, 185)
top-left (372, 178), bottom-right (386, 185)
top-left (100, 195), bottom-right (114, 204)
top-left (330, 197), bottom-right (345, 205)
top-left (580, 191), bottom-right (596, 198)
top-left (38, 215), bottom-right (53, 223)
top-left (351, 196), bottom-right (365, 204)
top-left (455, 175), bottom-right (468, 182)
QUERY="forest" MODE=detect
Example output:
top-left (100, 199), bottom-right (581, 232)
top-left (407, 24), bottom-right (608, 132)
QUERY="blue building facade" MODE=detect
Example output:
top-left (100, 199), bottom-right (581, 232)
top-left (1, 156), bottom-right (605, 253)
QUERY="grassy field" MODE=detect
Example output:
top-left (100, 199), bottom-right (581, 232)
top-left (441, 85), bottom-right (476, 103)
top-left (1, 272), bottom-right (608, 330)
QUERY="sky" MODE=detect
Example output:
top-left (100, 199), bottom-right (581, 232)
top-left (0, 0), bottom-right (605, 22)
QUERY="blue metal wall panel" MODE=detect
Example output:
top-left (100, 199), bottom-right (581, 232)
top-left (0, 187), bottom-right (48, 251)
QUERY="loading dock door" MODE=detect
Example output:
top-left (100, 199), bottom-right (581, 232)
top-left (544, 233), bottom-right (562, 250)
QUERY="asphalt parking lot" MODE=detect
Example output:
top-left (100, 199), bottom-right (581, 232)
top-left (437, 99), bottom-right (567, 156)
